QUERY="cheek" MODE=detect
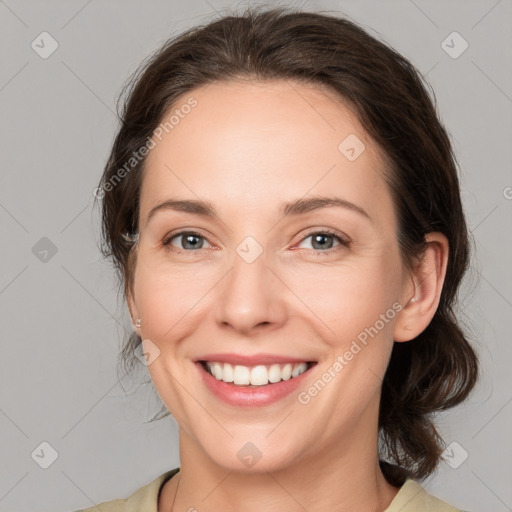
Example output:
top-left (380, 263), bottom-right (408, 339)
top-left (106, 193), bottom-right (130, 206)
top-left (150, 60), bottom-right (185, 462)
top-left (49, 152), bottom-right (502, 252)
top-left (288, 256), bottom-right (401, 344)
top-left (132, 242), bottom-right (403, 348)
top-left (132, 263), bottom-right (215, 341)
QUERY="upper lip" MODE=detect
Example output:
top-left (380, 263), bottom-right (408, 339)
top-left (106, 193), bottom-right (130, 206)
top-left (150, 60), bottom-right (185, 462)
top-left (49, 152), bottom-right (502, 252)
top-left (195, 353), bottom-right (317, 366)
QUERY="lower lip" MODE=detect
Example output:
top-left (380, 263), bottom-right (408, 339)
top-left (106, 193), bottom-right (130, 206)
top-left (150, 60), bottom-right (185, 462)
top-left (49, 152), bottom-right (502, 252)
top-left (196, 362), bottom-right (315, 407)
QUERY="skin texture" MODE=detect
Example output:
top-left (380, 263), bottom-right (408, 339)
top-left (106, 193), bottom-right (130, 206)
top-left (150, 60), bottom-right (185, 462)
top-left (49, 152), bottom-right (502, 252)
top-left (127, 79), bottom-right (449, 512)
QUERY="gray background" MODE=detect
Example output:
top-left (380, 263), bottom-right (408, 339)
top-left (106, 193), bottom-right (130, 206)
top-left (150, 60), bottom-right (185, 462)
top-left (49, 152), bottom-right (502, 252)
top-left (1, 0), bottom-right (511, 510)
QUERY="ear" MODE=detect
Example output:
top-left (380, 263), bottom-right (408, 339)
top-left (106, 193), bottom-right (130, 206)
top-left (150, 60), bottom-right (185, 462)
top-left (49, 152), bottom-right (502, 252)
top-left (127, 286), bottom-right (142, 337)
top-left (393, 232), bottom-right (449, 342)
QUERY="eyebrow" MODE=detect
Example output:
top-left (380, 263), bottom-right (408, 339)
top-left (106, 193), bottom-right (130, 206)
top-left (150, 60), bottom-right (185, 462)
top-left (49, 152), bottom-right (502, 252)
top-left (146, 195), bottom-right (371, 225)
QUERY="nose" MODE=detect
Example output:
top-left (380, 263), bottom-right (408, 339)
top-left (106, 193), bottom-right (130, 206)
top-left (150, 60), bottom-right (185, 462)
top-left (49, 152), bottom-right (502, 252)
top-left (214, 248), bottom-right (287, 336)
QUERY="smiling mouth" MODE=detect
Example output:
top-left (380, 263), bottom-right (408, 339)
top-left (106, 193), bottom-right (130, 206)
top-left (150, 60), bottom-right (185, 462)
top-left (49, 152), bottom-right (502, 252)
top-left (198, 360), bottom-right (317, 387)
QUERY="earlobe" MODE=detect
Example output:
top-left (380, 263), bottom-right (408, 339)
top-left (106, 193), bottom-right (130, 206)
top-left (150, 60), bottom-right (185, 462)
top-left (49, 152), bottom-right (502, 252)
top-left (127, 290), bottom-right (141, 334)
top-left (393, 232), bottom-right (449, 343)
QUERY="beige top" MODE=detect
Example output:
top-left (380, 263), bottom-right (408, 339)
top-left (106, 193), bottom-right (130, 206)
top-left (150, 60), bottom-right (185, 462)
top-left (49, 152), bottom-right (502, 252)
top-left (75, 467), bottom-right (466, 512)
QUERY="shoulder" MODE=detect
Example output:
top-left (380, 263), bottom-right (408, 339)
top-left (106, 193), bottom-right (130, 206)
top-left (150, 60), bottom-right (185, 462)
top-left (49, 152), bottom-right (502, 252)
top-left (385, 478), bottom-right (469, 512)
top-left (73, 468), bottom-right (180, 512)
top-left (74, 497), bottom-right (125, 512)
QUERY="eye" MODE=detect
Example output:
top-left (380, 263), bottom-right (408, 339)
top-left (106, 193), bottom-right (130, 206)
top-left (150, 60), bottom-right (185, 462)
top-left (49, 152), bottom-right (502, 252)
top-left (296, 229), bottom-right (350, 252)
top-left (161, 229), bottom-right (350, 254)
top-left (162, 231), bottom-right (212, 251)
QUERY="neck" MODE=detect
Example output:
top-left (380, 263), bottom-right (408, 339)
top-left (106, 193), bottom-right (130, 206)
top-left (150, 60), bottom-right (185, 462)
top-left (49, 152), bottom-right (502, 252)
top-left (159, 412), bottom-right (400, 511)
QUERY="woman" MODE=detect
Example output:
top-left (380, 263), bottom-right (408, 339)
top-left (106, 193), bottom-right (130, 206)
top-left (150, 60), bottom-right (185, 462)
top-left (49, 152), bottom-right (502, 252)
top-left (79, 6), bottom-right (478, 511)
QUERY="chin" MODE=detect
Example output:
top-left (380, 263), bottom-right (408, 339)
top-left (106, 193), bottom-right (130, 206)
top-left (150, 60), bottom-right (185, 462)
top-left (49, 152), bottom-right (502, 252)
top-left (197, 433), bottom-right (306, 474)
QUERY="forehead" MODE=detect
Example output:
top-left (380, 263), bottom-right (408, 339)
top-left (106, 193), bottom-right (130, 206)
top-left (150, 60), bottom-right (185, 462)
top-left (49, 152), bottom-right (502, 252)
top-left (139, 79), bottom-right (393, 228)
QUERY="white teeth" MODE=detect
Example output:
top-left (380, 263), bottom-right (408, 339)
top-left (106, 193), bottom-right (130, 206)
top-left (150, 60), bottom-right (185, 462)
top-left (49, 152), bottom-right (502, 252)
top-left (282, 363), bottom-right (293, 381)
top-left (204, 361), bottom-right (310, 386)
top-left (250, 365), bottom-right (268, 386)
top-left (222, 362), bottom-right (234, 382)
top-left (268, 364), bottom-right (282, 383)
top-left (233, 365), bottom-right (250, 385)
top-left (212, 362), bottom-right (223, 380)
top-left (291, 363), bottom-right (305, 378)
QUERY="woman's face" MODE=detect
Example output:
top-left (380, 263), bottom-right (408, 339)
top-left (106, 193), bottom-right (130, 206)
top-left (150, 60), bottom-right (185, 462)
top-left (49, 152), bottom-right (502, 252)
top-left (129, 80), bottom-right (411, 472)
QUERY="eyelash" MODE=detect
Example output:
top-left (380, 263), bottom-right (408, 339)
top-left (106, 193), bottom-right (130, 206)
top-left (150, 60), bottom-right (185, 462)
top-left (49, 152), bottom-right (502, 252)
top-left (161, 229), bottom-right (351, 254)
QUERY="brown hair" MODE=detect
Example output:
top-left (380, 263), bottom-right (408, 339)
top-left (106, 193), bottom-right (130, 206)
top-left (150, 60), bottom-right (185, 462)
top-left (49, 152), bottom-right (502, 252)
top-left (95, 6), bottom-right (479, 486)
